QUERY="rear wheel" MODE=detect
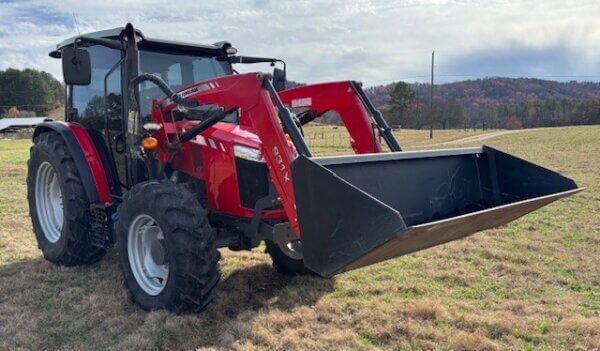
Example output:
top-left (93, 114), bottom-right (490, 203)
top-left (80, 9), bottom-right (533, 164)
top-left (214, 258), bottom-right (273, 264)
top-left (265, 239), bottom-right (313, 275)
top-left (27, 132), bottom-right (106, 265)
top-left (116, 180), bottom-right (220, 313)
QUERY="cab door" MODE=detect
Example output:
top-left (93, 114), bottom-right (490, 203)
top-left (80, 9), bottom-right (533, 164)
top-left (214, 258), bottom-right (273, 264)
top-left (69, 44), bottom-right (127, 190)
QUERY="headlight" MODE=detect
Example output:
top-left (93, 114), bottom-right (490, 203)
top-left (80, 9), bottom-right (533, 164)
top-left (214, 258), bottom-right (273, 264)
top-left (143, 122), bottom-right (162, 132)
top-left (234, 145), bottom-right (264, 162)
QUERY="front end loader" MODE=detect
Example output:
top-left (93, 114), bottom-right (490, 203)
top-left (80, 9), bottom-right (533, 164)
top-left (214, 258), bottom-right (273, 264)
top-left (26, 24), bottom-right (581, 313)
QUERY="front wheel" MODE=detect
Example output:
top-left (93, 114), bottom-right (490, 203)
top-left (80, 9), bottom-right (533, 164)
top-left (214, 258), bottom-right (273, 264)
top-left (116, 180), bottom-right (220, 313)
top-left (265, 239), bottom-right (313, 275)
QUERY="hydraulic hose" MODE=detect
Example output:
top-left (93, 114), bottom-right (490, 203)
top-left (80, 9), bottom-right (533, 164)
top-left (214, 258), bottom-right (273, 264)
top-left (179, 109), bottom-right (231, 143)
top-left (130, 73), bottom-right (200, 109)
top-left (168, 107), bottom-right (237, 150)
top-left (129, 73), bottom-right (236, 150)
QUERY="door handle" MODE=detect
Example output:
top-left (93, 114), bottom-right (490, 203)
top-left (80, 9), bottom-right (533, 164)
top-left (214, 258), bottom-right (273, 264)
top-left (114, 134), bottom-right (126, 153)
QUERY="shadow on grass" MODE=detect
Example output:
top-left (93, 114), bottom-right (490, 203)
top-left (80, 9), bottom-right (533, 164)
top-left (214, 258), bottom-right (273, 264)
top-left (0, 252), bottom-right (335, 349)
top-left (212, 263), bottom-right (333, 316)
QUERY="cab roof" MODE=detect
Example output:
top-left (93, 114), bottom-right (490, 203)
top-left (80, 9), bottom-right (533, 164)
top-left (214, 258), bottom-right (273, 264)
top-left (50, 25), bottom-right (230, 58)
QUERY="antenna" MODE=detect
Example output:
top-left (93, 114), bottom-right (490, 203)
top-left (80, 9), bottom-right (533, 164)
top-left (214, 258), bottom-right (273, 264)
top-left (72, 12), bottom-right (81, 35)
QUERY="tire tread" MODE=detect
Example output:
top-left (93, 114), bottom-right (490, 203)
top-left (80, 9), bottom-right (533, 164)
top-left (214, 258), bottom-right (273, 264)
top-left (27, 132), bottom-right (105, 266)
top-left (116, 180), bottom-right (220, 313)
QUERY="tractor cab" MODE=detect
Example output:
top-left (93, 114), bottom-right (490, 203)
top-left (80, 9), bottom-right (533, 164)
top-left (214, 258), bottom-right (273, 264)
top-left (51, 26), bottom-right (240, 187)
top-left (52, 25), bottom-right (291, 190)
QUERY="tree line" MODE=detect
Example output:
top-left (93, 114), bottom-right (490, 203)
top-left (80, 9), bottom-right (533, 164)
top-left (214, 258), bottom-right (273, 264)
top-left (1, 67), bottom-right (599, 130)
top-left (0, 68), bottom-right (64, 117)
top-left (366, 78), bottom-right (600, 130)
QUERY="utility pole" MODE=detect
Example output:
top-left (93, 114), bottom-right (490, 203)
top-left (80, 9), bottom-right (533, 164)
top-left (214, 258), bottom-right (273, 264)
top-left (415, 88), bottom-right (420, 127)
top-left (429, 51), bottom-right (435, 139)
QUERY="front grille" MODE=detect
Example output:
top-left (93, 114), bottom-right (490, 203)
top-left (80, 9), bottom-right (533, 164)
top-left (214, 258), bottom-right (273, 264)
top-left (236, 158), bottom-right (269, 208)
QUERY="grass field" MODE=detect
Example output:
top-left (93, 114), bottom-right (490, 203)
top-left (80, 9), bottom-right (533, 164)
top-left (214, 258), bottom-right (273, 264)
top-left (0, 126), bottom-right (598, 350)
top-left (303, 125), bottom-right (494, 154)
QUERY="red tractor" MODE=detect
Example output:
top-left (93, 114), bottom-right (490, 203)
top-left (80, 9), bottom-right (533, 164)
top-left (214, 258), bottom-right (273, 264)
top-left (28, 24), bottom-right (581, 313)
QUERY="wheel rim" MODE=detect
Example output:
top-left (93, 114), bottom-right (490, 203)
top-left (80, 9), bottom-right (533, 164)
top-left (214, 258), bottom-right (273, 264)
top-left (35, 162), bottom-right (63, 243)
top-left (277, 240), bottom-right (303, 260)
top-left (127, 214), bottom-right (169, 296)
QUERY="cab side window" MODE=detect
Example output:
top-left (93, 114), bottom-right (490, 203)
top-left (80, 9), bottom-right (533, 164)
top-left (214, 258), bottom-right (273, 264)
top-left (138, 50), bottom-right (230, 121)
top-left (71, 45), bottom-right (122, 130)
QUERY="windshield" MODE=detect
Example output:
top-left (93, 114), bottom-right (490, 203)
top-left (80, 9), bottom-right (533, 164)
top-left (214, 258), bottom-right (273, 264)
top-left (139, 50), bottom-right (231, 119)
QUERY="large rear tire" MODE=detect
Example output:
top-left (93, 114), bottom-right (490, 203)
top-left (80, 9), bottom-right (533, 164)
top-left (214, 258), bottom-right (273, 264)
top-left (27, 132), bottom-right (106, 265)
top-left (116, 180), bottom-right (220, 313)
top-left (265, 239), bottom-right (313, 275)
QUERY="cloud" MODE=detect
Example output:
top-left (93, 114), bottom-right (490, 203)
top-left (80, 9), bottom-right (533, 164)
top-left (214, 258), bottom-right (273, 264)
top-left (0, 0), bottom-right (599, 85)
top-left (439, 41), bottom-right (584, 81)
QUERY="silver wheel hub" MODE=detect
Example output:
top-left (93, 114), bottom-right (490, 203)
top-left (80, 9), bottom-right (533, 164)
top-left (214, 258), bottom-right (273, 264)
top-left (278, 240), bottom-right (303, 260)
top-left (35, 162), bottom-right (63, 243)
top-left (128, 214), bottom-right (169, 296)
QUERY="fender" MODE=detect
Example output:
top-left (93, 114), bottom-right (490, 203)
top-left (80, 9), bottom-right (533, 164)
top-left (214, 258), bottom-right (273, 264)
top-left (33, 121), bottom-right (112, 205)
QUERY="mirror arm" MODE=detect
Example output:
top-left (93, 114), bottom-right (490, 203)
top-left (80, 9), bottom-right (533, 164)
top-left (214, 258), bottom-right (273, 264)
top-left (73, 36), bottom-right (125, 51)
top-left (228, 55), bottom-right (279, 64)
top-left (227, 56), bottom-right (286, 79)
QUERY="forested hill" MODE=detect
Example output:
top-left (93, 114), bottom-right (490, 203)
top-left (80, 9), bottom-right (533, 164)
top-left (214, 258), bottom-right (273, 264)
top-left (366, 78), bottom-right (600, 108)
top-left (365, 78), bottom-right (600, 129)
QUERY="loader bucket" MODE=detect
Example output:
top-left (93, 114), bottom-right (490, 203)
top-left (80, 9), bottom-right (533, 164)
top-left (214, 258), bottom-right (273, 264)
top-left (292, 146), bottom-right (582, 277)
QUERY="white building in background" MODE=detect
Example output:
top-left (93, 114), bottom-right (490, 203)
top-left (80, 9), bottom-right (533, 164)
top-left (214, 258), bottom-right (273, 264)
top-left (0, 117), bottom-right (51, 133)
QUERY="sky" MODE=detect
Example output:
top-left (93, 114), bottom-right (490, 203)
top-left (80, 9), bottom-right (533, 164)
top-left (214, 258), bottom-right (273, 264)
top-left (0, 0), bottom-right (599, 86)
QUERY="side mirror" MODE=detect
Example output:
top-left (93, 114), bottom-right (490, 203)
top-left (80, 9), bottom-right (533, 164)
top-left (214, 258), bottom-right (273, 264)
top-left (273, 67), bottom-right (286, 92)
top-left (62, 47), bottom-right (91, 85)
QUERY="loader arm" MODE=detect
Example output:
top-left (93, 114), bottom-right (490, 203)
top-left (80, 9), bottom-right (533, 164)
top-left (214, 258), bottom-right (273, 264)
top-left (278, 81), bottom-right (402, 154)
top-left (153, 73), bottom-right (303, 234)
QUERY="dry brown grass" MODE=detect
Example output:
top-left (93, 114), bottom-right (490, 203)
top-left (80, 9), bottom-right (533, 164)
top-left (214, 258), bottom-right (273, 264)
top-left (0, 126), bottom-right (598, 350)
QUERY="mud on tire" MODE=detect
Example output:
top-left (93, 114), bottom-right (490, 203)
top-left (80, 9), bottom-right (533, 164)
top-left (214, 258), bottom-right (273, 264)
top-left (115, 180), bottom-right (220, 313)
top-left (27, 132), bottom-right (106, 265)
